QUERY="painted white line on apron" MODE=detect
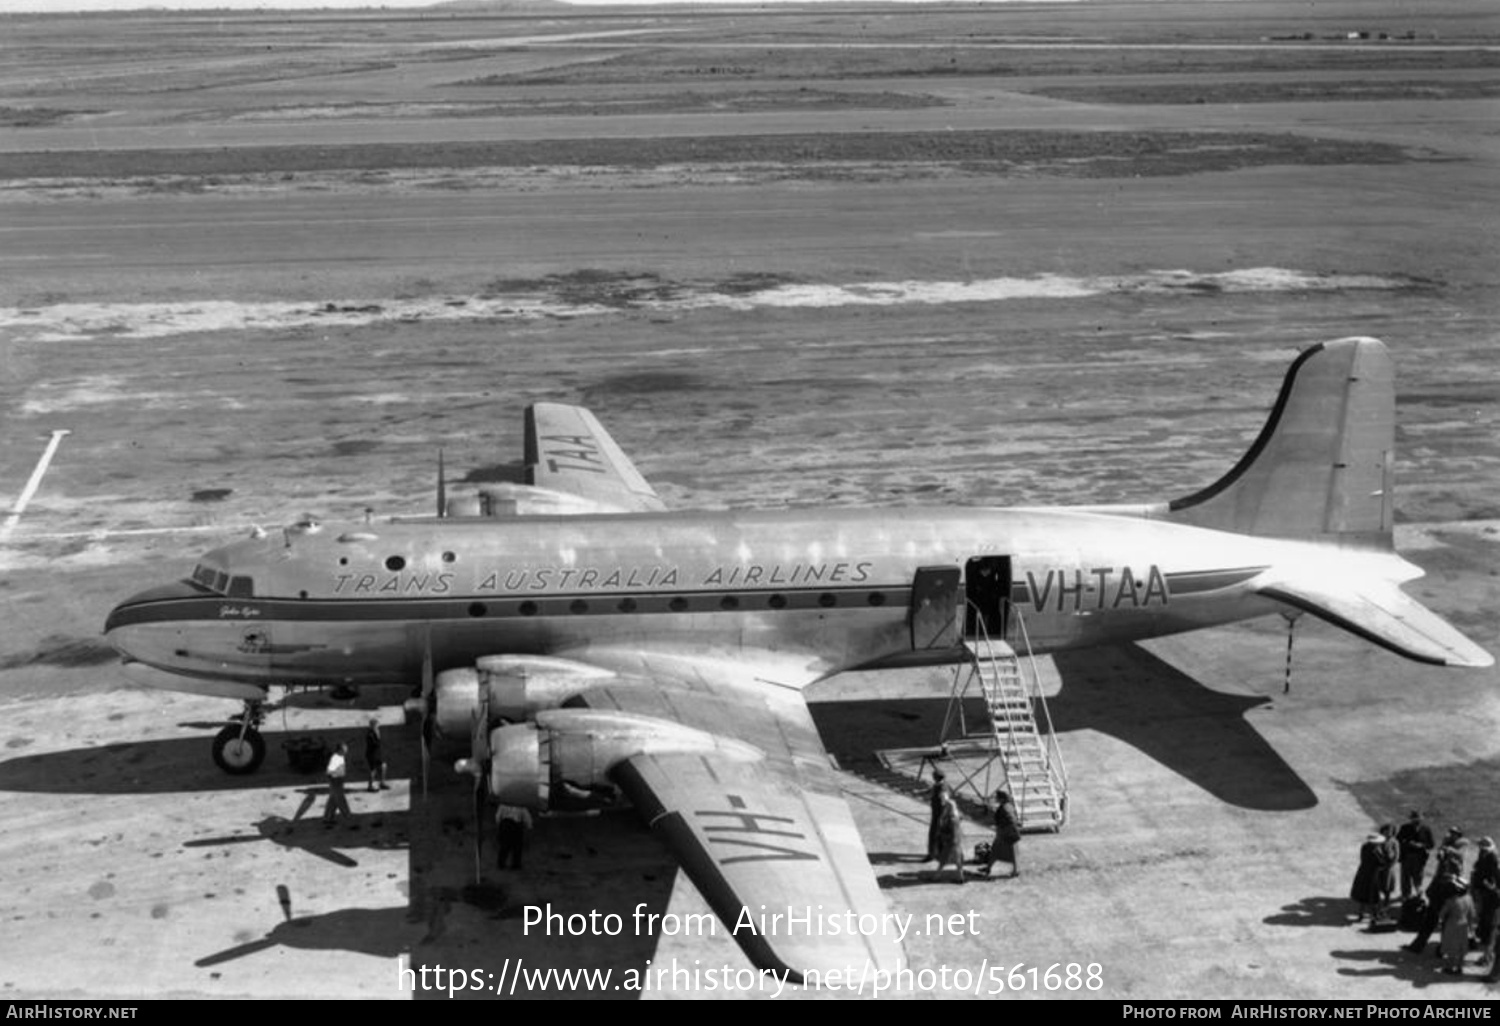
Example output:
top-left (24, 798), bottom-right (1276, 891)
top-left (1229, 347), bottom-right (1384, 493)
top-left (2, 429), bottom-right (70, 540)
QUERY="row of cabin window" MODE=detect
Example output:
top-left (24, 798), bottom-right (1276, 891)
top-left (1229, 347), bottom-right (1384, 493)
top-left (465, 591), bottom-right (889, 617)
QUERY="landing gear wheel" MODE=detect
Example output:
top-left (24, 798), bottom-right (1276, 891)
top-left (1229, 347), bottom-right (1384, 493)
top-left (213, 725), bottom-right (266, 775)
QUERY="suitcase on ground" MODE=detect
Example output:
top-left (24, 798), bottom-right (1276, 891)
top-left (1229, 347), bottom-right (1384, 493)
top-left (1398, 897), bottom-right (1427, 932)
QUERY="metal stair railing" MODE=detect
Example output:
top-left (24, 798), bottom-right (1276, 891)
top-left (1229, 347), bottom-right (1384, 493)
top-left (1007, 604), bottom-right (1068, 828)
top-left (961, 603), bottom-right (1066, 831)
top-left (933, 609), bottom-right (1005, 814)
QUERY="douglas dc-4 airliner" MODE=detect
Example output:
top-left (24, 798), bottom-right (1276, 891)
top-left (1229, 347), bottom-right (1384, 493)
top-left (104, 336), bottom-right (1491, 982)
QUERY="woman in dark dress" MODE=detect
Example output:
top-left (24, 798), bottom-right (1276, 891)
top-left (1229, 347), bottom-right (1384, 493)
top-left (935, 794), bottom-right (966, 885)
top-left (1350, 830), bottom-right (1388, 924)
top-left (1377, 824), bottom-right (1399, 914)
top-left (984, 789), bottom-right (1022, 879)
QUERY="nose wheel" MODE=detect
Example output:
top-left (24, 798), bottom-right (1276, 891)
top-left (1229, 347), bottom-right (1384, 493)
top-left (212, 699), bottom-right (267, 775)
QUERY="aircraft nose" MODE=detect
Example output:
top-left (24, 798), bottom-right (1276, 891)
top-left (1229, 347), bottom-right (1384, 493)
top-left (104, 580), bottom-right (203, 640)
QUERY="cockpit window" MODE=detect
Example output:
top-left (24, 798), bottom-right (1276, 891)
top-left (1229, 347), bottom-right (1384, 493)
top-left (188, 564), bottom-right (252, 597)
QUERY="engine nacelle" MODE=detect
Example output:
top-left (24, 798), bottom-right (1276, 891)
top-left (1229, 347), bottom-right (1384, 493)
top-left (487, 721), bottom-right (622, 812)
top-left (486, 709), bottom-right (763, 812)
top-left (476, 655), bottom-right (616, 722)
top-left (433, 656), bottom-right (617, 740)
top-left (432, 666), bottom-right (480, 741)
top-left (487, 722), bottom-right (548, 808)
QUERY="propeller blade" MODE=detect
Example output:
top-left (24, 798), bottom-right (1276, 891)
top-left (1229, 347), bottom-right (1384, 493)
top-left (437, 448), bottom-right (446, 518)
top-left (473, 774), bottom-right (486, 884)
top-left (469, 675), bottom-right (492, 883)
top-left (420, 627), bottom-right (434, 798)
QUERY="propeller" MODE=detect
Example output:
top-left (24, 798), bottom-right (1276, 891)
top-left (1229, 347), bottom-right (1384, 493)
top-left (403, 626), bottom-right (435, 798)
top-left (421, 633), bottom-right (435, 797)
top-left (454, 686), bottom-right (493, 883)
top-left (469, 687), bottom-right (493, 884)
top-left (437, 448), bottom-right (447, 518)
top-left (472, 761), bottom-right (487, 884)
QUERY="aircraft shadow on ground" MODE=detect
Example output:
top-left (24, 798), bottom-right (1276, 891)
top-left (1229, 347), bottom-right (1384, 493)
top-left (4, 646), bottom-right (1309, 993)
top-left (183, 809), bottom-right (410, 867)
top-left (0, 726), bottom-right (388, 795)
top-left (176, 757), bottom-right (675, 995)
top-left (2, 718), bottom-right (678, 997)
top-left (1047, 643), bottom-right (1315, 810)
top-left (195, 904), bottom-right (425, 968)
top-left (402, 801), bottom-right (677, 1000)
top-left (188, 852), bottom-right (655, 990)
top-left (813, 642), bottom-right (1314, 812)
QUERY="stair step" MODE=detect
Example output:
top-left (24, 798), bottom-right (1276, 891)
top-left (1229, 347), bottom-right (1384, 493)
top-left (957, 632), bottom-right (1067, 833)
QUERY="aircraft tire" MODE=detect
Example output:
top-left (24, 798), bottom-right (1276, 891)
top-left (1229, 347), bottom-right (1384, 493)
top-left (213, 725), bottom-right (266, 775)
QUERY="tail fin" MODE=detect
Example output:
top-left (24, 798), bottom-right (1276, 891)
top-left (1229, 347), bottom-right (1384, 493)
top-left (1164, 337), bottom-right (1394, 549)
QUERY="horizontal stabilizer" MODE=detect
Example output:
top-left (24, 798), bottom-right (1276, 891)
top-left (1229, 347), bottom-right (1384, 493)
top-left (1255, 573), bottom-right (1493, 669)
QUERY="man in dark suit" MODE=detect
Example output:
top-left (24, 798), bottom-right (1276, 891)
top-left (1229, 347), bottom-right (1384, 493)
top-left (925, 771), bottom-right (951, 861)
top-left (1397, 810), bottom-right (1435, 900)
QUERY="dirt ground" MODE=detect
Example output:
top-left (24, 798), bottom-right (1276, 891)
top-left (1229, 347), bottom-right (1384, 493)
top-left (0, 0), bottom-right (1497, 1002)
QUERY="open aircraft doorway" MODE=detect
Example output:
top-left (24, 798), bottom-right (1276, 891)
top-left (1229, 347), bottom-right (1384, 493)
top-left (965, 555), bottom-right (1012, 641)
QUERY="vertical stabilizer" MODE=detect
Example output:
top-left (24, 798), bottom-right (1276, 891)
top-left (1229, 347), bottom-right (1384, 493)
top-left (1165, 338), bottom-right (1394, 548)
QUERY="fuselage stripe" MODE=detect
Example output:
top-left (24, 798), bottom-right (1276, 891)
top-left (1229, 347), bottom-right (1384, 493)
top-left (106, 583), bottom-right (911, 628)
top-left (107, 566), bottom-right (1271, 629)
top-left (1162, 567), bottom-right (1265, 594)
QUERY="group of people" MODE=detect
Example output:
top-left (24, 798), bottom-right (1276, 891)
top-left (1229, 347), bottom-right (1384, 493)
top-left (1349, 809), bottom-right (1499, 978)
top-left (320, 718), bottom-right (390, 826)
top-left (315, 715), bottom-right (539, 870)
top-left (926, 771), bottom-right (1022, 883)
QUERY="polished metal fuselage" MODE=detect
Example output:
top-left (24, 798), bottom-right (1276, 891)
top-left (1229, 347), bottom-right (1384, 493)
top-left (105, 504), bottom-right (1309, 691)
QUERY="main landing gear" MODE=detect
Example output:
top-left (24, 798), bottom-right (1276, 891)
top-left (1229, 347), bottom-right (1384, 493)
top-left (213, 699), bottom-right (267, 775)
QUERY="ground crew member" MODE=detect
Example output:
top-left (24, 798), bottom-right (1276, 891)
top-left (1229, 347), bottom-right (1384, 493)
top-left (322, 742), bottom-right (352, 825)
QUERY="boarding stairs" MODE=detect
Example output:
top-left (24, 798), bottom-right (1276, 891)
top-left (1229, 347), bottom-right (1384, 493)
top-left (940, 608), bottom-right (1068, 832)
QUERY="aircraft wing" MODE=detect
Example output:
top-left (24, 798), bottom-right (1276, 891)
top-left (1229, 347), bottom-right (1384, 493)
top-left (1254, 571), bottom-right (1493, 669)
top-left (524, 403), bottom-right (667, 513)
top-left (575, 655), bottom-right (906, 984)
